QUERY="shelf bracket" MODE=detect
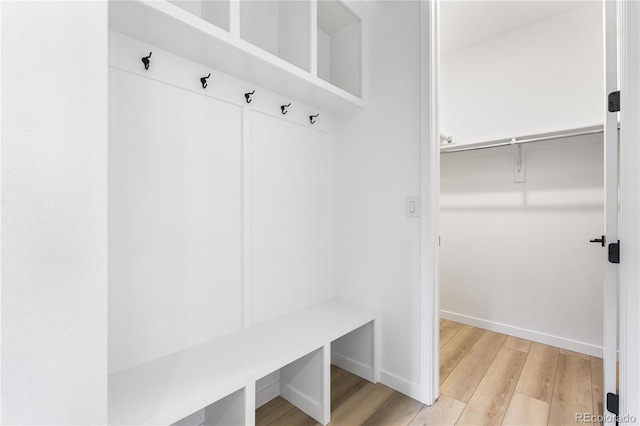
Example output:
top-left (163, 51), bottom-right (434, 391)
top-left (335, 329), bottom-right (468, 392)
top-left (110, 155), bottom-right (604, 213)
top-left (512, 138), bottom-right (525, 183)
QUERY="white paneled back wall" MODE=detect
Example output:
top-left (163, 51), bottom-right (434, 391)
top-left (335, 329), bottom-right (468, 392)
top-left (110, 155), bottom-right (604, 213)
top-left (109, 69), bottom-right (245, 373)
top-left (440, 135), bottom-right (605, 355)
top-left (250, 112), bottom-right (331, 325)
top-left (108, 32), bottom-right (333, 373)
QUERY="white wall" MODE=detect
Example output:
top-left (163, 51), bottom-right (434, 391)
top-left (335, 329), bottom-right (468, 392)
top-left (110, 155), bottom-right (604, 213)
top-left (318, 30), bottom-right (331, 82)
top-left (278, 1), bottom-right (310, 72)
top-left (168, 0), bottom-right (230, 32)
top-left (1, 2), bottom-right (108, 424)
top-left (239, 2), bottom-right (310, 71)
top-left (317, 19), bottom-right (361, 97)
top-left (168, 0), bottom-right (202, 18)
top-left (332, 1), bottom-right (423, 399)
top-left (440, 136), bottom-right (605, 355)
top-left (330, 22), bottom-right (361, 97)
top-left (440, 3), bottom-right (603, 145)
top-left (240, 1), bottom-right (280, 58)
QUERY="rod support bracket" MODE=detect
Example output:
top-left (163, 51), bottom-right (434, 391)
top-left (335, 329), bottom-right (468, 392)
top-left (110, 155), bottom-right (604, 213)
top-left (512, 138), bottom-right (525, 183)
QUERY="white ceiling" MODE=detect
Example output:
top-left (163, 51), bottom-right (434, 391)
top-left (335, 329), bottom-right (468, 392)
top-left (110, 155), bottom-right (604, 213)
top-left (440, 1), bottom-right (590, 55)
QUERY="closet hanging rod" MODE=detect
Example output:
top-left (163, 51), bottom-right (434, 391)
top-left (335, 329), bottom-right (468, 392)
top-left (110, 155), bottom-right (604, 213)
top-left (440, 133), bottom-right (453, 144)
top-left (440, 126), bottom-right (605, 154)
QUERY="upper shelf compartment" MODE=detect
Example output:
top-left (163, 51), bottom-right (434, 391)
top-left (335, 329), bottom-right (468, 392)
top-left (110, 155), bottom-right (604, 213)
top-left (168, 0), bottom-right (230, 32)
top-left (108, 0), bottom-right (365, 114)
top-left (317, 0), bottom-right (361, 98)
top-left (240, 1), bottom-right (310, 73)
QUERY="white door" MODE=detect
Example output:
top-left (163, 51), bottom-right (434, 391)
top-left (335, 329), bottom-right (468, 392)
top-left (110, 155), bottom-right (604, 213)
top-left (603, 0), bottom-right (619, 423)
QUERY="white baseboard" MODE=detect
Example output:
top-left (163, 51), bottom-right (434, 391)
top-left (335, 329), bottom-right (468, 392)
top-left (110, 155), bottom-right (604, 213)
top-left (281, 384), bottom-right (322, 424)
top-left (332, 353), bottom-right (375, 383)
top-left (378, 369), bottom-right (422, 402)
top-left (440, 310), bottom-right (603, 358)
top-left (255, 381), bottom-right (280, 409)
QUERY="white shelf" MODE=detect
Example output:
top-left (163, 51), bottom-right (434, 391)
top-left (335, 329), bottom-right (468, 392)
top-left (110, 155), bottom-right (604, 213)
top-left (109, 0), bottom-right (364, 114)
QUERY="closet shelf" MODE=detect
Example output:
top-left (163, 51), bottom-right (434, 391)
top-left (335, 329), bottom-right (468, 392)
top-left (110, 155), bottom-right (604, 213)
top-left (109, 0), bottom-right (365, 114)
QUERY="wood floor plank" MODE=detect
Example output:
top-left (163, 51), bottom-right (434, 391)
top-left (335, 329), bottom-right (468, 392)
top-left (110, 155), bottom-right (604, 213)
top-left (515, 342), bottom-right (559, 403)
top-left (440, 330), bottom-right (506, 403)
top-left (560, 348), bottom-right (591, 361)
top-left (548, 352), bottom-right (593, 425)
top-left (361, 392), bottom-right (424, 426)
top-left (456, 347), bottom-right (527, 425)
top-left (331, 369), bottom-right (368, 412)
top-left (440, 325), bottom-right (485, 384)
top-left (331, 364), bottom-right (347, 383)
top-left (503, 336), bottom-right (532, 353)
top-left (502, 392), bottom-right (550, 425)
top-left (268, 405), bottom-right (320, 426)
top-left (255, 396), bottom-right (295, 426)
top-left (591, 357), bottom-right (604, 416)
top-left (440, 320), bottom-right (464, 348)
top-left (329, 382), bottom-right (395, 425)
top-left (408, 394), bottom-right (465, 425)
top-left (591, 357), bottom-right (604, 425)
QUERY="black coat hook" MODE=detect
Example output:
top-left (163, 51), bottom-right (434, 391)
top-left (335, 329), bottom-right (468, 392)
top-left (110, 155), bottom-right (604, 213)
top-left (281, 103), bottom-right (291, 115)
top-left (142, 52), bottom-right (152, 70)
top-left (200, 73), bottom-right (211, 89)
top-left (310, 114), bottom-right (319, 124)
top-left (245, 90), bottom-right (255, 103)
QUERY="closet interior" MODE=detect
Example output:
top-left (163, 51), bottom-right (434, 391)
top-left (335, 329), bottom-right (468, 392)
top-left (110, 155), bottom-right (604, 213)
top-left (439, 1), bottom-right (606, 357)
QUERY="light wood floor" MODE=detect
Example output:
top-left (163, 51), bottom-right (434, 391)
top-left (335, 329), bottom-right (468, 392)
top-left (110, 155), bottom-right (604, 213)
top-left (255, 320), bottom-right (604, 425)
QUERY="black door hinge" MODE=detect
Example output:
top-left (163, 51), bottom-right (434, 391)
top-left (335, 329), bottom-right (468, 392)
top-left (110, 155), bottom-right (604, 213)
top-left (607, 392), bottom-right (619, 415)
top-left (609, 241), bottom-right (620, 264)
top-left (609, 91), bottom-right (621, 112)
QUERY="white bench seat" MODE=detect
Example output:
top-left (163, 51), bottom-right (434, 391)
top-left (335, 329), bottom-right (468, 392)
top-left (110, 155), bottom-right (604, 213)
top-left (109, 300), bottom-right (376, 425)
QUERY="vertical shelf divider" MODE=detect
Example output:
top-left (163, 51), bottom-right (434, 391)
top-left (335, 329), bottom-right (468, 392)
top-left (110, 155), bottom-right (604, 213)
top-left (244, 382), bottom-right (256, 426)
top-left (310, 0), bottom-right (319, 76)
top-left (229, 0), bottom-right (240, 37)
